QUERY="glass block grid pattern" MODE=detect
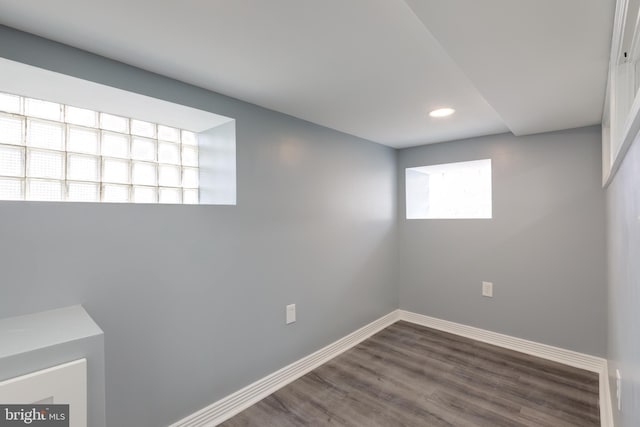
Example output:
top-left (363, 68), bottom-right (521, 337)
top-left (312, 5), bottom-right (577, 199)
top-left (0, 91), bottom-right (199, 204)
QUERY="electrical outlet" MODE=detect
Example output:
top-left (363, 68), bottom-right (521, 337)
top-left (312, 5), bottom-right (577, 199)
top-left (616, 369), bottom-right (622, 411)
top-left (286, 304), bottom-right (296, 324)
top-left (482, 281), bottom-right (493, 297)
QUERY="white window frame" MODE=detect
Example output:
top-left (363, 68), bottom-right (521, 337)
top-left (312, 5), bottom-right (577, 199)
top-left (602, 0), bottom-right (640, 185)
top-left (0, 57), bottom-right (237, 206)
top-left (405, 159), bottom-right (492, 220)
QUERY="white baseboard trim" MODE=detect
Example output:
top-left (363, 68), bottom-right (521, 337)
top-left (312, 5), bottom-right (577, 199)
top-left (398, 310), bottom-right (613, 427)
top-left (170, 308), bottom-right (614, 427)
top-left (169, 310), bottom-right (401, 427)
top-left (600, 362), bottom-right (615, 427)
top-left (398, 310), bottom-right (604, 371)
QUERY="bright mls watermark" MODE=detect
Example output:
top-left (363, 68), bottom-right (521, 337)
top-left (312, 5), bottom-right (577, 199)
top-left (0, 405), bottom-right (68, 426)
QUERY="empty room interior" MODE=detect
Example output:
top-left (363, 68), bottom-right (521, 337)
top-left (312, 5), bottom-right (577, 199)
top-left (0, 1), bottom-right (638, 426)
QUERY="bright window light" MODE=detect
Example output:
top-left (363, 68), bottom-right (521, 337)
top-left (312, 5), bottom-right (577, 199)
top-left (0, 91), bottom-right (199, 204)
top-left (406, 159), bottom-right (492, 219)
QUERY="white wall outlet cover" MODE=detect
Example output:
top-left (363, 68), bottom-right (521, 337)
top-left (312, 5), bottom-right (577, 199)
top-left (286, 304), bottom-right (296, 325)
top-left (482, 281), bottom-right (493, 297)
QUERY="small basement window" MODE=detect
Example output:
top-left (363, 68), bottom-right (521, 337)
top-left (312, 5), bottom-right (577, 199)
top-left (406, 159), bottom-right (492, 219)
top-left (0, 58), bottom-right (236, 205)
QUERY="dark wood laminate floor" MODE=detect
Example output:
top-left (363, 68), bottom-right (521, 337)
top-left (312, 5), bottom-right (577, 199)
top-left (221, 321), bottom-right (600, 427)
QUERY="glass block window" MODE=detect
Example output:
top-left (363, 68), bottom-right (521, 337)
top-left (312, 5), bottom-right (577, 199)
top-left (0, 91), bottom-right (199, 204)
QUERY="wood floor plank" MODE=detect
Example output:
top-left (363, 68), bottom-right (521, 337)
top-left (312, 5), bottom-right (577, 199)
top-left (220, 321), bottom-right (600, 426)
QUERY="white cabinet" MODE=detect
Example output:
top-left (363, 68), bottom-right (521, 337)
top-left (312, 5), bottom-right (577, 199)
top-left (0, 306), bottom-right (104, 427)
top-left (0, 359), bottom-right (87, 427)
top-left (603, 0), bottom-right (640, 185)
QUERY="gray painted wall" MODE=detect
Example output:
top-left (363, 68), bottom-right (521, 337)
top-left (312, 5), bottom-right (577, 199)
top-left (606, 134), bottom-right (640, 427)
top-left (0, 23), bottom-right (613, 427)
top-left (397, 127), bottom-right (607, 356)
top-left (0, 26), bottom-right (398, 427)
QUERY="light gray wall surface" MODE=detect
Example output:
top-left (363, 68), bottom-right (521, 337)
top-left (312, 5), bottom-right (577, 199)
top-left (397, 127), bottom-right (607, 356)
top-left (606, 134), bottom-right (640, 427)
top-left (0, 26), bottom-right (398, 427)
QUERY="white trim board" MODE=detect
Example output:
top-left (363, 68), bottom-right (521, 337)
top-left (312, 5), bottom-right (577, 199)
top-left (398, 310), bottom-right (604, 372)
top-left (169, 309), bottom-right (614, 427)
top-left (600, 362), bottom-right (615, 427)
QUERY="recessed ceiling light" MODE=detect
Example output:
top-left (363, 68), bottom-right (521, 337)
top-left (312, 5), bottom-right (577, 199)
top-left (429, 108), bottom-right (455, 118)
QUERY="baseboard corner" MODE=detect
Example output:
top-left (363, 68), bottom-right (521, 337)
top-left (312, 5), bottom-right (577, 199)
top-left (170, 308), bottom-right (612, 427)
top-left (398, 309), bottom-right (611, 427)
top-left (600, 361), bottom-right (615, 427)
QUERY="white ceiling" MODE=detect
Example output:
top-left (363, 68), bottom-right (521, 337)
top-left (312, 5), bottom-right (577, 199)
top-left (0, 0), bottom-right (615, 148)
